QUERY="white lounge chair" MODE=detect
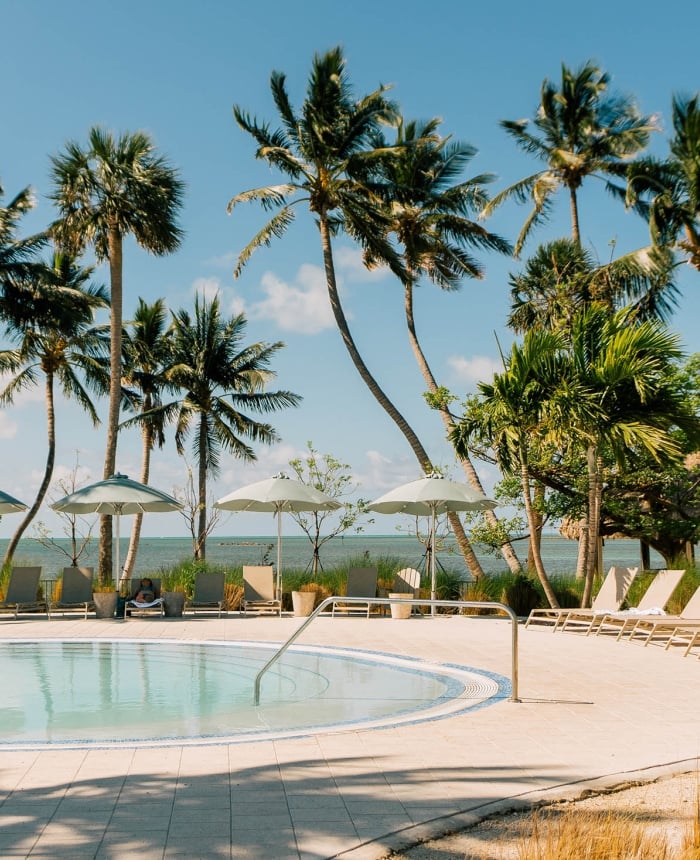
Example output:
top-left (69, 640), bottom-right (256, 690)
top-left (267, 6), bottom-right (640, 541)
top-left (525, 566), bottom-right (638, 632)
top-left (622, 584), bottom-right (700, 649)
top-left (392, 567), bottom-right (422, 615)
top-left (591, 568), bottom-right (686, 638)
top-left (241, 566), bottom-right (281, 615)
top-left (50, 567), bottom-right (94, 620)
top-left (0, 566), bottom-right (46, 619)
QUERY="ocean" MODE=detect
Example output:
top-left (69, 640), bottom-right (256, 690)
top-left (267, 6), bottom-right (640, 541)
top-left (0, 533), bottom-right (666, 581)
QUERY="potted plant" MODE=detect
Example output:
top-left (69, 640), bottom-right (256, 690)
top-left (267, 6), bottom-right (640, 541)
top-left (292, 583), bottom-right (321, 617)
top-left (92, 581), bottom-right (118, 619)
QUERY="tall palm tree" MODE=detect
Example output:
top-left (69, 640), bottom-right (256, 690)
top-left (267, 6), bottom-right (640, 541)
top-left (230, 47), bottom-right (488, 577)
top-left (50, 127), bottom-right (185, 581)
top-left (0, 182), bottom-right (46, 293)
top-left (483, 61), bottom-right (656, 255)
top-left (626, 93), bottom-right (700, 270)
top-left (370, 117), bottom-right (522, 573)
top-left (0, 251), bottom-right (109, 567)
top-left (158, 294), bottom-right (301, 559)
top-left (119, 298), bottom-right (173, 577)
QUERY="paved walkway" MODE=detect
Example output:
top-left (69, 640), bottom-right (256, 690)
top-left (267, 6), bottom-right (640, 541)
top-left (0, 613), bottom-right (697, 859)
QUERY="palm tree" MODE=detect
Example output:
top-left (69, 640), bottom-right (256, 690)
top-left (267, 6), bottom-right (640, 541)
top-left (507, 239), bottom-right (679, 334)
top-left (119, 298), bottom-right (173, 578)
top-left (50, 127), bottom-right (185, 581)
top-left (369, 117), bottom-right (522, 573)
top-left (158, 294), bottom-right (301, 559)
top-left (0, 182), bottom-right (46, 293)
top-left (563, 307), bottom-right (692, 603)
top-left (230, 47), bottom-right (488, 578)
top-left (626, 93), bottom-right (700, 270)
top-left (451, 331), bottom-right (566, 607)
top-left (483, 61), bottom-right (656, 255)
top-left (0, 251), bottom-right (109, 568)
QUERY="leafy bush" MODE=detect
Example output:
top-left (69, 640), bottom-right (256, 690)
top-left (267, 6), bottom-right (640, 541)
top-left (501, 574), bottom-right (540, 617)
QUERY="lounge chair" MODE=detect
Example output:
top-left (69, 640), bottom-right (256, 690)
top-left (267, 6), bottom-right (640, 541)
top-left (50, 567), bottom-right (94, 620)
top-left (185, 571), bottom-right (226, 617)
top-left (332, 567), bottom-right (378, 617)
top-left (590, 568), bottom-right (686, 638)
top-left (525, 565), bottom-right (638, 631)
top-left (392, 567), bottom-right (422, 615)
top-left (621, 584), bottom-right (700, 649)
top-left (241, 566), bottom-right (281, 616)
top-left (123, 577), bottom-right (164, 618)
top-left (0, 566), bottom-right (46, 619)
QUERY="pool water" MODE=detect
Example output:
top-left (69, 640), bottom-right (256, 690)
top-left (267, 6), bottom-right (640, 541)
top-left (0, 639), bottom-right (508, 748)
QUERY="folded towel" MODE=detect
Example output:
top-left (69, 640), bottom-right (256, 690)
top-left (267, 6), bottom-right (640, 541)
top-left (605, 607), bottom-right (666, 617)
top-left (126, 597), bottom-right (164, 609)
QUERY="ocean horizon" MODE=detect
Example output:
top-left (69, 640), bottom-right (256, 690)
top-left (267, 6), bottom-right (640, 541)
top-left (1, 533), bottom-right (666, 581)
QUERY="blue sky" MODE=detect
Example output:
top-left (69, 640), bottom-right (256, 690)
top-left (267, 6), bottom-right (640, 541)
top-left (1, 0), bottom-right (699, 539)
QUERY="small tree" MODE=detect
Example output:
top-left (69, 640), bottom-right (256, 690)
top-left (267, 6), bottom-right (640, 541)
top-left (288, 442), bottom-right (374, 574)
top-left (172, 462), bottom-right (227, 560)
top-left (31, 453), bottom-right (95, 567)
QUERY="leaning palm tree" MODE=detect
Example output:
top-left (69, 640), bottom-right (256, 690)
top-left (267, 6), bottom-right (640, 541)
top-left (156, 294), bottom-right (301, 559)
top-left (50, 127), bottom-right (185, 580)
top-left (230, 47), bottom-right (488, 578)
top-left (0, 251), bottom-right (109, 568)
top-left (370, 117), bottom-right (522, 573)
top-left (483, 61), bottom-right (656, 255)
top-left (625, 93), bottom-right (700, 270)
top-left (119, 298), bottom-right (173, 578)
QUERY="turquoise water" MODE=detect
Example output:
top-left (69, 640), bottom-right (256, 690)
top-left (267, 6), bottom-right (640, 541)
top-left (1, 533), bottom-right (664, 581)
top-left (0, 639), bottom-right (505, 748)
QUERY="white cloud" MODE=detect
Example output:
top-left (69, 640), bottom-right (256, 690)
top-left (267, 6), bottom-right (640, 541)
top-left (246, 264), bottom-right (335, 334)
top-left (0, 411), bottom-right (19, 439)
top-left (335, 246), bottom-right (389, 282)
top-left (191, 276), bottom-right (223, 302)
top-left (447, 354), bottom-right (501, 388)
top-left (203, 251), bottom-right (237, 270)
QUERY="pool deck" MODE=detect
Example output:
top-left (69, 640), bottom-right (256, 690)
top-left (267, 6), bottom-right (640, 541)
top-left (0, 612), bottom-right (698, 859)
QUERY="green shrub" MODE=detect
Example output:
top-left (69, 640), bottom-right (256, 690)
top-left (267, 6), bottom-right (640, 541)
top-left (501, 574), bottom-right (540, 617)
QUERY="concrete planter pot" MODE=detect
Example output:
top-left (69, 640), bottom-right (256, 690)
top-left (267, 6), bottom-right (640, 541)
top-left (163, 591), bottom-right (185, 618)
top-left (292, 590), bottom-right (316, 617)
top-left (93, 591), bottom-right (118, 619)
top-left (389, 593), bottom-right (412, 620)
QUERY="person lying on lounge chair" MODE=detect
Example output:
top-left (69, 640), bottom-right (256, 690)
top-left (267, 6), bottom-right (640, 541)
top-left (131, 578), bottom-right (156, 603)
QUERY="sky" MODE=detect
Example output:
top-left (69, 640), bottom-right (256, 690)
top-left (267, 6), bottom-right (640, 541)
top-left (1, 0), bottom-right (699, 540)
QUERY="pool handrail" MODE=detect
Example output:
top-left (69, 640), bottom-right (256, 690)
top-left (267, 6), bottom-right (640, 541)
top-left (253, 595), bottom-right (520, 705)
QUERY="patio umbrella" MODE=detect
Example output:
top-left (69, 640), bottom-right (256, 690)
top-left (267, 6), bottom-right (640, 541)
top-left (0, 490), bottom-right (28, 515)
top-left (368, 474), bottom-right (497, 615)
top-left (214, 473), bottom-right (341, 599)
top-left (51, 473), bottom-right (183, 586)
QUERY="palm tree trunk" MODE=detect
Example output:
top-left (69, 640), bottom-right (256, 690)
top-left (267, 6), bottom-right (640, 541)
top-left (98, 227), bottom-right (123, 585)
top-left (2, 373), bottom-right (56, 568)
top-left (196, 416), bottom-right (208, 560)
top-left (403, 283), bottom-right (522, 575)
top-left (521, 460), bottom-right (559, 608)
top-left (582, 445), bottom-right (602, 606)
top-left (569, 188), bottom-right (581, 246)
top-left (318, 217), bottom-right (485, 578)
top-left (123, 421), bottom-right (153, 578)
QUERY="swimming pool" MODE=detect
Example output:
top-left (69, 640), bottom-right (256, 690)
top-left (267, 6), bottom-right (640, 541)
top-left (0, 639), bottom-right (509, 749)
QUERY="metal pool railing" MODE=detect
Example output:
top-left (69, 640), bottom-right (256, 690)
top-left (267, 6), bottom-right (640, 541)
top-left (253, 595), bottom-right (520, 705)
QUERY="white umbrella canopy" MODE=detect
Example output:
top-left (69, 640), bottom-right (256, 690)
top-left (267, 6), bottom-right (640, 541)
top-left (51, 473), bottom-right (183, 585)
top-left (0, 490), bottom-right (28, 515)
top-left (368, 474), bottom-right (497, 615)
top-left (214, 473), bottom-right (341, 599)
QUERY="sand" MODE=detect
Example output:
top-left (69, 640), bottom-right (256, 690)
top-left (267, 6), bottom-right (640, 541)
top-left (387, 771), bottom-right (699, 859)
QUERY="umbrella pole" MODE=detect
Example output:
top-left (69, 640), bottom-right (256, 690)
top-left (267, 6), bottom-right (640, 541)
top-left (276, 508), bottom-right (282, 602)
top-left (430, 507), bottom-right (437, 617)
top-left (115, 513), bottom-right (121, 590)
